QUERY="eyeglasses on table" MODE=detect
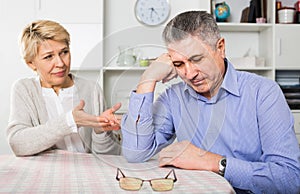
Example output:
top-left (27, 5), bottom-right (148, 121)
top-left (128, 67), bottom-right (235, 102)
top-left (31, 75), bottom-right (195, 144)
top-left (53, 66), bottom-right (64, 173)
top-left (116, 168), bottom-right (177, 191)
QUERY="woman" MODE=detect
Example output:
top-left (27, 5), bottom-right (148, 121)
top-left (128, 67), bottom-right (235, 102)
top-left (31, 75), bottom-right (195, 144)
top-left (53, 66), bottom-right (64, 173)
top-left (7, 20), bottom-right (121, 156)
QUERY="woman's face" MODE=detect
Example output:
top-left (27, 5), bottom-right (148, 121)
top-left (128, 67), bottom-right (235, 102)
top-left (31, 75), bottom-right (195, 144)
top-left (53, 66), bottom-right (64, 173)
top-left (168, 35), bottom-right (226, 99)
top-left (28, 39), bottom-right (72, 90)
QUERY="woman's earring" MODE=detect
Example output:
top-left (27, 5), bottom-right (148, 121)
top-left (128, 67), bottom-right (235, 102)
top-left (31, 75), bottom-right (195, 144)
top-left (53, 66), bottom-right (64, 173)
top-left (33, 68), bottom-right (38, 75)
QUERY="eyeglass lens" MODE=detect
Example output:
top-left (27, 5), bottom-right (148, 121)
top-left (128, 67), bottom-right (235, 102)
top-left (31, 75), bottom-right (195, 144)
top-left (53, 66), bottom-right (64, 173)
top-left (150, 178), bottom-right (174, 191)
top-left (119, 177), bottom-right (143, 191)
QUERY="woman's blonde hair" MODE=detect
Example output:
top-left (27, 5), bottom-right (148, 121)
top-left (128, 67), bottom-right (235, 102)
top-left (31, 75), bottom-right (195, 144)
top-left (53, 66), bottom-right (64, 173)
top-left (20, 20), bottom-right (70, 64)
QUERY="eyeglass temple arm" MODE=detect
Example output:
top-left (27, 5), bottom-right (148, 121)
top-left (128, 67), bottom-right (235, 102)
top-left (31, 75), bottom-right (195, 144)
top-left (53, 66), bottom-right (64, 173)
top-left (165, 169), bottom-right (177, 182)
top-left (116, 168), bottom-right (126, 181)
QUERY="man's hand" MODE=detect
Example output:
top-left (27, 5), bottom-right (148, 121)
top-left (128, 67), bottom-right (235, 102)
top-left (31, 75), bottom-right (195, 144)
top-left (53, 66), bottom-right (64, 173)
top-left (137, 53), bottom-right (177, 94)
top-left (72, 100), bottom-right (122, 133)
top-left (158, 141), bottom-right (222, 173)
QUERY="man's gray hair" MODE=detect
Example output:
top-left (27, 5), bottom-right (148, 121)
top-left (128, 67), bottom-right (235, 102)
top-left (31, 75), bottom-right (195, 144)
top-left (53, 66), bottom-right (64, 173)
top-left (162, 11), bottom-right (221, 50)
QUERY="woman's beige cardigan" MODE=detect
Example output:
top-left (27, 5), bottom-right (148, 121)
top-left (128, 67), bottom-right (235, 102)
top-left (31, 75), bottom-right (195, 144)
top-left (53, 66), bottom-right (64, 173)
top-left (6, 74), bottom-right (121, 156)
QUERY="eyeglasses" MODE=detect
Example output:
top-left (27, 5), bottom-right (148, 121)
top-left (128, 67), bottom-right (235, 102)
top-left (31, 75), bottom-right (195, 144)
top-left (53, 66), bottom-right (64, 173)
top-left (116, 168), bottom-right (177, 191)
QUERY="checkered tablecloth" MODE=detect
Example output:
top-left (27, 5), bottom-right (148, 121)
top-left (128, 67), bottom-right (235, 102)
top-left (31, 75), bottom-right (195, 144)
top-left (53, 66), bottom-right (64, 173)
top-left (0, 150), bottom-right (235, 193)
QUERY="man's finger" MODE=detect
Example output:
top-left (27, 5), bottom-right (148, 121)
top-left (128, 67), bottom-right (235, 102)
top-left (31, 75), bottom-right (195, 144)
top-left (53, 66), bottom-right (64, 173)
top-left (159, 157), bottom-right (174, 167)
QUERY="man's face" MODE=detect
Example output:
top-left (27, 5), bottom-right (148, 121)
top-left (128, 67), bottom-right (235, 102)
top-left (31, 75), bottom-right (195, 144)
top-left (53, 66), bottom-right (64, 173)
top-left (167, 35), bottom-right (226, 99)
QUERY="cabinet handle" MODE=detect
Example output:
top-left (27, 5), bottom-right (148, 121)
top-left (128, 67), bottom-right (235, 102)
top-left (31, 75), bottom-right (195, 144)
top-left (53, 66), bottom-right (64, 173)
top-left (277, 38), bottom-right (281, 56)
top-left (38, 0), bottom-right (41, 10)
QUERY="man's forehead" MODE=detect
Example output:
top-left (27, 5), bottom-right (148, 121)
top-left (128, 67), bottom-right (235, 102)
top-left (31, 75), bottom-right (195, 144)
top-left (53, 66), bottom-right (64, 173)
top-left (167, 37), bottom-right (208, 59)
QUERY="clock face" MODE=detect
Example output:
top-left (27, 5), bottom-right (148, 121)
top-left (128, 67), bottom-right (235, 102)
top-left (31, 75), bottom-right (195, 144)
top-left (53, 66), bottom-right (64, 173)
top-left (135, 0), bottom-right (170, 26)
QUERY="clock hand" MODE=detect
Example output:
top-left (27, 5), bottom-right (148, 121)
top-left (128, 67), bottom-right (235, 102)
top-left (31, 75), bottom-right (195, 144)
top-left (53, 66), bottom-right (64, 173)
top-left (149, 7), bottom-right (159, 18)
top-left (148, 7), bottom-right (156, 18)
top-left (152, 9), bottom-right (159, 16)
top-left (149, 7), bottom-right (154, 18)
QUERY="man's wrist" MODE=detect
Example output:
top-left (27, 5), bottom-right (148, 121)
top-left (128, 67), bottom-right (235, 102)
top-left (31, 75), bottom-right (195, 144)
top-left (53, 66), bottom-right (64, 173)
top-left (136, 78), bottom-right (157, 94)
top-left (218, 157), bottom-right (227, 176)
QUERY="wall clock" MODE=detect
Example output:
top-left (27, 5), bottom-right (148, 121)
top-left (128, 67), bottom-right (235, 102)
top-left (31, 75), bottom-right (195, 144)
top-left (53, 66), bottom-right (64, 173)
top-left (134, 0), bottom-right (170, 26)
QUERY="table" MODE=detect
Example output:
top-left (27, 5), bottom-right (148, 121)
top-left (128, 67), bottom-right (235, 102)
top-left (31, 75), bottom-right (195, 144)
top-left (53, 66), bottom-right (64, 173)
top-left (0, 150), bottom-right (235, 193)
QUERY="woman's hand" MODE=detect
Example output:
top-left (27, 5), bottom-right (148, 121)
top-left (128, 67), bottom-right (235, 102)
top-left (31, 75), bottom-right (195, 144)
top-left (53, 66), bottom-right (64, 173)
top-left (72, 100), bottom-right (122, 133)
top-left (97, 102), bottom-right (122, 132)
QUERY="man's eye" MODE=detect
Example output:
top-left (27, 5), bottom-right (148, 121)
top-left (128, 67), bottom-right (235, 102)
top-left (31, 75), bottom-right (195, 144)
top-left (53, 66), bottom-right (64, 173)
top-left (173, 61), bottom-right (184, 67)
top-left (190, 55), bottom-right (203, 63)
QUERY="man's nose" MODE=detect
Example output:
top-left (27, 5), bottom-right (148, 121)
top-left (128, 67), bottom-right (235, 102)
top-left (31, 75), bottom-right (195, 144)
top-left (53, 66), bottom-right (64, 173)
top-left (184, 62), bottom-right (197, 80)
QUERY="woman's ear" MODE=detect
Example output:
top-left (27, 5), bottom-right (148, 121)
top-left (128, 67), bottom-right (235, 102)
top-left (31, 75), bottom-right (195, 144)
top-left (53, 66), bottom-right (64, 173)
top-left (27, 61), bottom-right (37, 71)
top-left (216, 38), bottom-right (225, 58)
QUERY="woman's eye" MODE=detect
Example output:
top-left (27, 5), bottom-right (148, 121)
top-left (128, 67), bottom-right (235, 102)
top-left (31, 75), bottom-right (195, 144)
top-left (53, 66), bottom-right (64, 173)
top-left (43, 55), bottom-right (53, 60)
top-left (61, 50), bottom-right (69, 55)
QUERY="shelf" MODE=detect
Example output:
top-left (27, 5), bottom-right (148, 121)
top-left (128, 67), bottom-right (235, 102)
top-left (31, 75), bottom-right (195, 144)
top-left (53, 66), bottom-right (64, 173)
top-left (217, 23), bottom-right (272, 32)
top-left (275, 24), bottom-right (300, 27)
top-left (71, 66), bottom-right (102, 71)
top-left (104, 66), bottom-right (273, 71)
top-left (103, 66), bottom-right (147, 71)
top-left (276, 67), bottom-right (300, 70)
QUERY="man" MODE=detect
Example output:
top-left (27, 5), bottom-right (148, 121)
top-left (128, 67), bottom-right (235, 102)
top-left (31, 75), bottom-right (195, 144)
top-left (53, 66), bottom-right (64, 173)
top-left (121, 11), bottom-right (300, 193)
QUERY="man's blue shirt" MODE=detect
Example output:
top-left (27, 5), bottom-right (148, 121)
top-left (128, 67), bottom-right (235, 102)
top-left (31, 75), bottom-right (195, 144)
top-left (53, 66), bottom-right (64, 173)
top-left (121, 61), bottom-right (300, 193)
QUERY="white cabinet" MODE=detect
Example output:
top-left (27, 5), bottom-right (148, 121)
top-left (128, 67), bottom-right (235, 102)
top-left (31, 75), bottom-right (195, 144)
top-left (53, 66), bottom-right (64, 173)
top-left (64, 24), bottom-right (103, 70)
top-left (34, 0), bottom-right (104, 71)
top-left (35, 0), bottom-right (103, 23)
top-left (275, 25), bottom-right (300, 68)
top-left (292, 112), bottom-right (300, 144)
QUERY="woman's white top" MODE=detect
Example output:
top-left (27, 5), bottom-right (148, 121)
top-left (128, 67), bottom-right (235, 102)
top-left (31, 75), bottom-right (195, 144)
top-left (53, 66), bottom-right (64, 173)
top-left (40, 79), bottom-right (85, 152)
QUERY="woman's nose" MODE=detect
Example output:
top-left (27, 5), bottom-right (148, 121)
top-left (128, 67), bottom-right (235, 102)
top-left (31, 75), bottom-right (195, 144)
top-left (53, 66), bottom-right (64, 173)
top-left (55, 55), bottom-right (64, 67)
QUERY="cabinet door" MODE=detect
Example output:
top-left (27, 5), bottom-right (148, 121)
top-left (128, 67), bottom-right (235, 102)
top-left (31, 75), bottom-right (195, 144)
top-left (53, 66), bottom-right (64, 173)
top-left (275, 26), bottom-right (300, 68)
top-left (293, 112), bottom-right (300, 144)
top-left (35, 0), bottom-right (103, 23)
top-left (63, 24), bottom-right (103, 70)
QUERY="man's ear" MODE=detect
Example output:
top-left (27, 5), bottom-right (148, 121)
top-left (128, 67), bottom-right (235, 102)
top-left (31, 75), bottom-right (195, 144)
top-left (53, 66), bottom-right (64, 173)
top-left (27, 61), bottom-right (37, 71)
top-left (216, 38), bottom-right (225, 58)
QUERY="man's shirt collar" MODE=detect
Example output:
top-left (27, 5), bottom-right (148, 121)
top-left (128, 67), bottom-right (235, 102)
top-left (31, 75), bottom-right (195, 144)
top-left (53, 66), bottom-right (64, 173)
top-left (184, 58), bottom-right (240, 102)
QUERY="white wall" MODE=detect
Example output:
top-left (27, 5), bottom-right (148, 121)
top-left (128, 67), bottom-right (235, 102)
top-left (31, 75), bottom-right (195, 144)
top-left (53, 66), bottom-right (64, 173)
top-left (0, 0), bottom-right (209, 154)
top-left (0, 0), bottom-right (36, 154)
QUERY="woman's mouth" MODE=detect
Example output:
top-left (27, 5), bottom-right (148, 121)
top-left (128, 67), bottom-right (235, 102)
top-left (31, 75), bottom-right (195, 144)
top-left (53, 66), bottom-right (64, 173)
top-left (53, 71), bottom-right (65, 77)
